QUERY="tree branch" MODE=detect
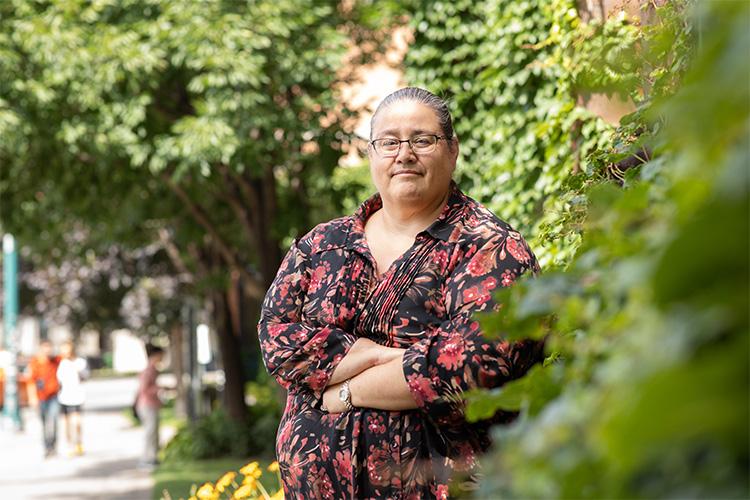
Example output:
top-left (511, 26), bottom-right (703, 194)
top-left (162, 171), bottom-right (265, 299)
top-left (157, 227), bottom-right (194, 283)
top-left (216, 163), bottom-right (258, 252)
top-left (231, 167), bottom-right (264, 231)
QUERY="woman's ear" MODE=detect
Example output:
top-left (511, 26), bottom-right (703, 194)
top-left (450, 136), bottom-right (460, 165)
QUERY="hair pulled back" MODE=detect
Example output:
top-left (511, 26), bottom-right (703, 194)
top-left (370, 87), bottom-right (455, 144)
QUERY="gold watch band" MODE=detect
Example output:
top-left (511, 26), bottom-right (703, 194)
top-left (339, 379), bottom-right (354, 411)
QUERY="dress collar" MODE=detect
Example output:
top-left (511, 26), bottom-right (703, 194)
top-left (347, 182), bottom-right (465, 251)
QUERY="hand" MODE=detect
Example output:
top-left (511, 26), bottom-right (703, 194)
top-left (375, 345), bottom-right (405, 365)
top-left (328, 338), bottom-right (406, 386)
top-left (322, 382), bottom-right (347, 414)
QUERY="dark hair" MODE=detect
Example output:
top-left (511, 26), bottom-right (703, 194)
top-left (145, 344), bottom-right (164, 358)
top-left (370, 87), bottom-right (455, 146)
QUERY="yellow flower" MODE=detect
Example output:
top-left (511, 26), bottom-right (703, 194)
top-left (232, 483), bottom-right (257, 499)
top-left (215, 471), bottom-right (237, 493)
top-left (267, 461), bottom-right (280, 473)
top-left (242, 475), bottom-right (259, 489)
top-left (239, 461), bottom-right (260, 476)
top-left (269, 489), bottom-right (285, 500)
top-left (196, 482), bottom-right (217, 500)
top-left (241, 465), bottom-right (262, 480)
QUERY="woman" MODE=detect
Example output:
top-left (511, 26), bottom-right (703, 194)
top-left (56, 340), bottom-right (89, 456)
top-left (258, 87), bottom-right (544, 499)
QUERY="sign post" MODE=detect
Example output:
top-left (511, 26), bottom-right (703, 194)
top-left (2, 234), bottom-right (22, 430)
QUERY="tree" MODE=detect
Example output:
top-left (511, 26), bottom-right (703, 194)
top-left (0, 0), bottom-right (383, 421)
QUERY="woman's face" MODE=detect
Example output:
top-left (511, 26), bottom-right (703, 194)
top-left (368, 101), bottom-right (458, 207)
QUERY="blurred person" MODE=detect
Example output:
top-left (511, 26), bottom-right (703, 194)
top-left (0, 346), bottom-right (10, 413)
top-left (56, 340), bottom-right (89, 456)
top-left (136, 343), bottom-right (164, 468)
top-left (258, 87), bottom-right (544, 497)
top-left (26, 340), bottom-right (61, 458)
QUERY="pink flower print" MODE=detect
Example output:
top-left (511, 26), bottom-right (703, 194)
top-left (506, 236), bottom-right (530, 264)
top-left (432, 249), bottom-right (449, 269)
top-left (406, 373), bottom-right (438, 406)
top-left (462, 286), bottom-right (480, 303)
top-left (482, 276), bottom-right (498, 291)
top-left (310, 233), bottom-right (325, 253)
top-left (434, 483), bottom-right (449, 500)
top-left (334, 449), bottom-right (352, 480)
top-left (319, 435), bottom-right (331, 461)
top-left (311, 466), bottom-right (334, 499)
top-left (466, 249), bottom-right (494, 277)
top-left (501, 269), bottom-right (516, 287)
top-left (308, 263), bottom-right (329, 294)
top-left (366, 444), bottom-right (393, 487)
top-left (367, 414), bottom-right (386, 434)
top-left (306, 369), bottom-right (328, 391)
top-left (436, 334), bottom-right (465, 371)
top-left (465, 284), bottom-right (491, 306)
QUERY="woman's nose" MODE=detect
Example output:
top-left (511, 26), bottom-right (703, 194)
top-left (395, 141), bottom-right (416, 163)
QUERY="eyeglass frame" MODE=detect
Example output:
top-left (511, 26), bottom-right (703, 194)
top-left (368, 134), bottom-right (452, 158)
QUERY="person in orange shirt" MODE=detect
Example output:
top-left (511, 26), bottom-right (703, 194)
top-left (26, 340), bottom-right (61, 458)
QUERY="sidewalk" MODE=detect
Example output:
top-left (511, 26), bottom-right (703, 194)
top-left (0, 376), bottom-right (154, 500)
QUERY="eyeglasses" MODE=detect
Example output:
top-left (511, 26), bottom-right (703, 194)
top-left (369, 134), bottom-right (449, 157)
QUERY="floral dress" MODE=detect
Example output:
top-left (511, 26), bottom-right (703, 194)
top-left (258, 184), bottom-right (544, 499)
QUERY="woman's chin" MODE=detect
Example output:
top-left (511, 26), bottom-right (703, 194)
top-left (388, 183), bottom-right (424, 203)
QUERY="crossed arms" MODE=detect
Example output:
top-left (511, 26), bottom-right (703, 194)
top-left (258, 233), bottom-right (543, 418)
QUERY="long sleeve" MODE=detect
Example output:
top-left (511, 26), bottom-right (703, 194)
top-left (401, 230), bottom-right (544, 425)
top-left (258, 238), bottom-right (357, 395)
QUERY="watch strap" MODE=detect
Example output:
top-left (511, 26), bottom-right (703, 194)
top-left (340, 379), bottom-right (354, 411)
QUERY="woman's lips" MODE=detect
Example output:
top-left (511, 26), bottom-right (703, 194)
top-left (392, 170), bottom-right (421, 177)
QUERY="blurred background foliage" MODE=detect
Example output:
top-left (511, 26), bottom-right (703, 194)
top-left (0, 0), bottom-right (747, 497)
top-left (0, 0), bottom-right (391, 423)
top-left (463, 1), bottom-right (749, 497)
top-left (405, 0), bottom-right (627, 267)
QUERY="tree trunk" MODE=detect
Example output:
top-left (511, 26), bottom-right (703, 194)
top-left (169, 321), bottom-right (188, 419)
top-left (259, 166), bottom-right (283, 286)
top-left (212, 282), bottom-right (248, 423)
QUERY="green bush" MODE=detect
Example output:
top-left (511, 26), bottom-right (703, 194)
top-left (463, 1), bottom-right (749, 497)
top-left (163, 388), bottom-right (282, 462)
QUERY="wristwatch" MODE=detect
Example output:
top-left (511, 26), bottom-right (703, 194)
top-left (338, 379), bottom-right (354, 411)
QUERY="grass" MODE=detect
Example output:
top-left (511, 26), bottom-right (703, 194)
top-left (153, 457), bottom-right (281, 500)
top-left (89, 368), bottom-right (140, 379)
top-left (158, 399), bottom-right (183, 428)
top-left (123, 398), bottom-right (184, 428)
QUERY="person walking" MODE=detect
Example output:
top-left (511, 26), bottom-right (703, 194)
top-left (56, 340), bottom-right (89, 456)
top-left (26, 340), bottom-right (61, 458)
top-left (136, 343), bottom-right (164, 469)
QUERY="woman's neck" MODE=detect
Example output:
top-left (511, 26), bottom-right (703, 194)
top-left (377, 190), bottom-right (449, 238)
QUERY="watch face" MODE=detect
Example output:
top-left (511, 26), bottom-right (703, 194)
top-left (339, 386), bottom-right (348, 401)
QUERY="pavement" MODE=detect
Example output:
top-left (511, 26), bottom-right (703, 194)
top-left (0, 376), bottom-right (155, 500)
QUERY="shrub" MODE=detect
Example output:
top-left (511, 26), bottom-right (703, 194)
top-left (163, 388), bottom-right (282, 462)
